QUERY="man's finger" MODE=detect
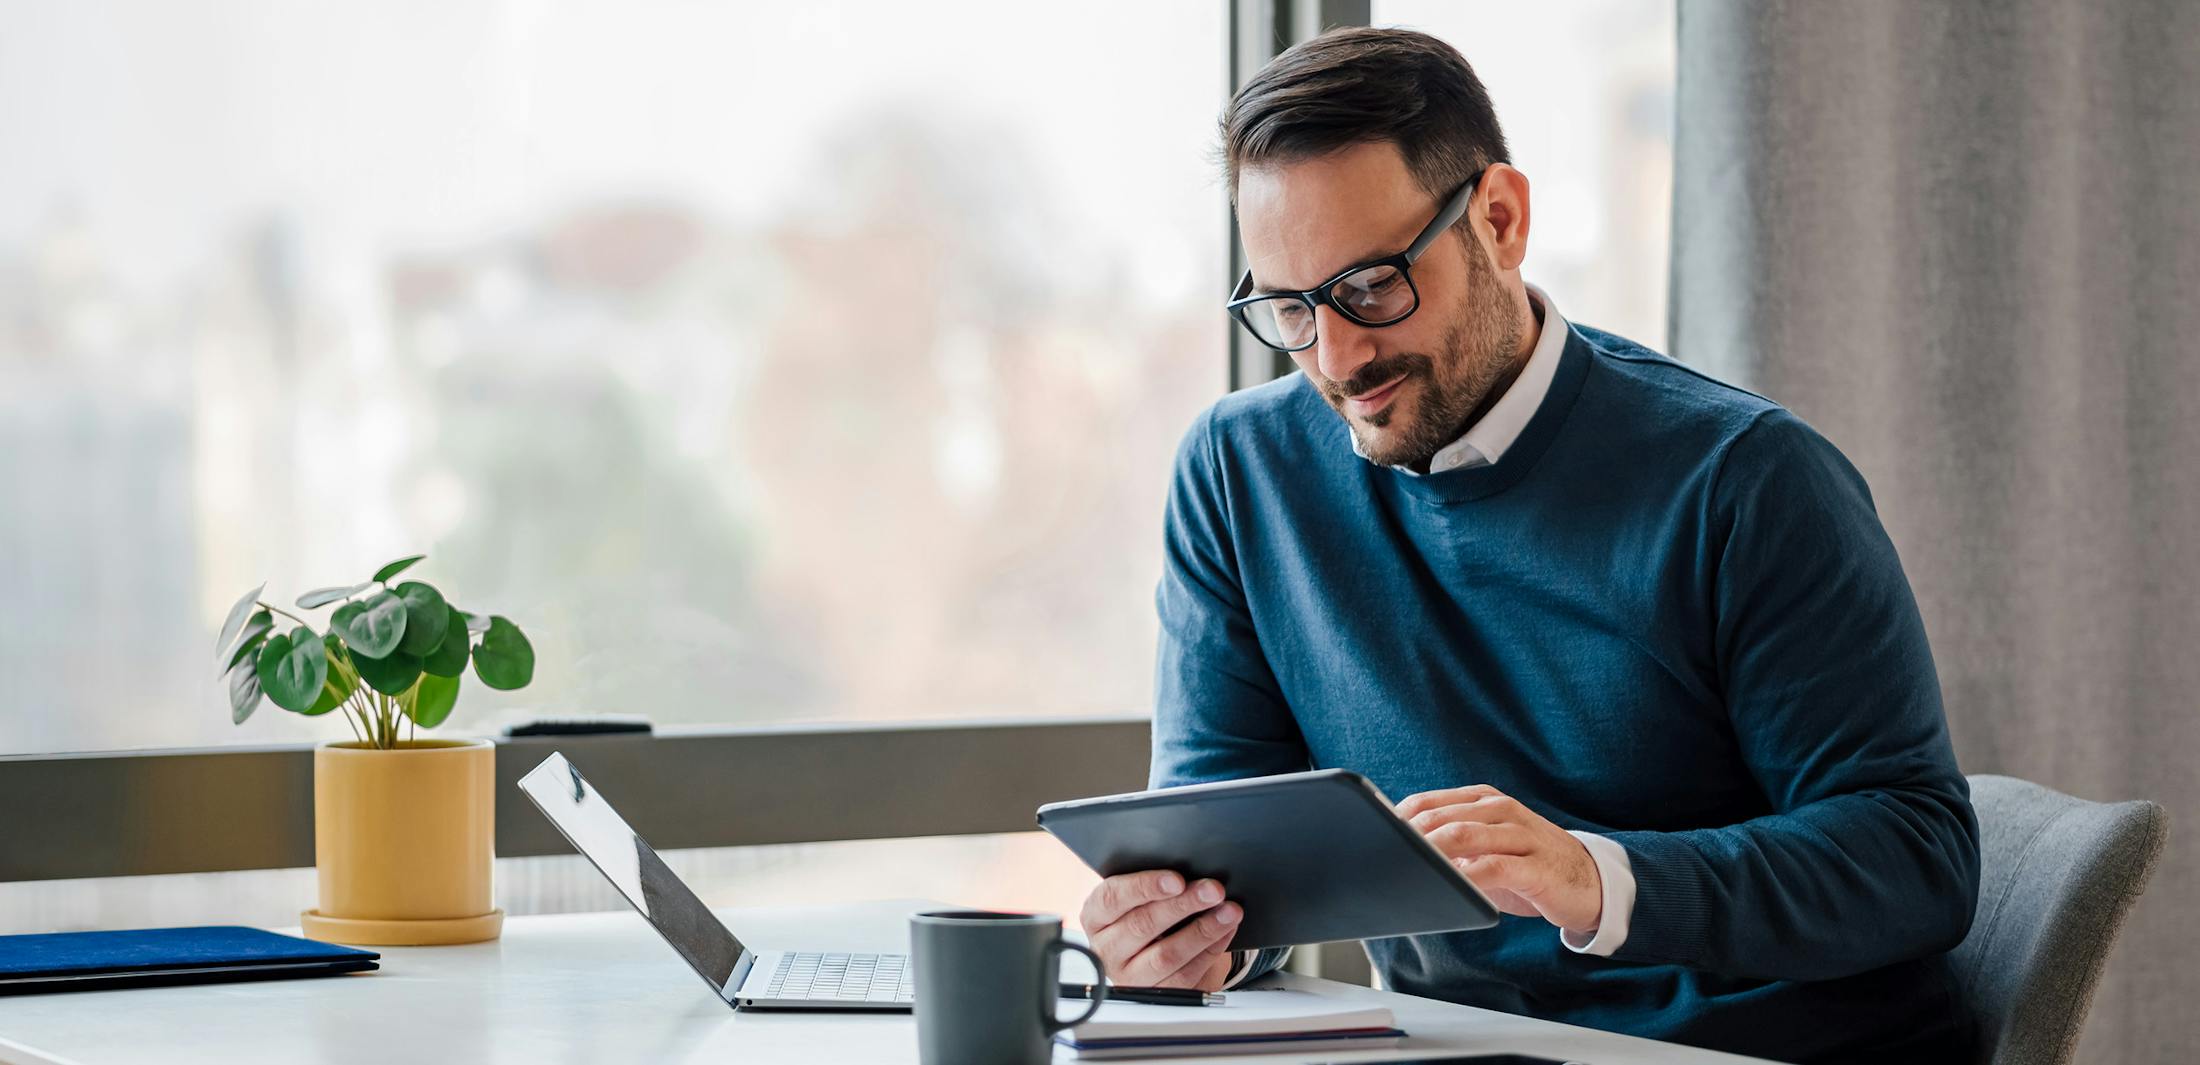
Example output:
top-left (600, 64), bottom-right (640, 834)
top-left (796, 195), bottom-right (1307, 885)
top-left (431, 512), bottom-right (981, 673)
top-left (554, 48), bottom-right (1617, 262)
top-left (1081, 869), bottom-right (1187, 932)
top-left (1091, 878), bottom-right (1229, 964)
top-left (1119, 902), bottom-right (1241, 985)
top-left (1394, 784), bottom-right (1499, 820)
top-left (1153, 940), bottom-right (1237, 992)
top-left (1457, 853), bottom-right (1532, 892)
top-left (1407, 796), bottom-right (1529, 834)
top-left (1425, 818), bottom-right (1535, 858)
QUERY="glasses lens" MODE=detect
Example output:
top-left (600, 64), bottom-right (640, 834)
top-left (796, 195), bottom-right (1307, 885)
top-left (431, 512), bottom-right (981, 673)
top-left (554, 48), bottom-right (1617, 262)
top-left (1238, 296), bottom-right (1317, 350)
top-left (1329, 264), bottom-right (1416, 325)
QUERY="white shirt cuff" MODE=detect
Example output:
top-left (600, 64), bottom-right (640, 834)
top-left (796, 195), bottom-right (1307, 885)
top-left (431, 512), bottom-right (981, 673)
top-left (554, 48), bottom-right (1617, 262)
top-left (1559, 830), bottom-right (1636, 957)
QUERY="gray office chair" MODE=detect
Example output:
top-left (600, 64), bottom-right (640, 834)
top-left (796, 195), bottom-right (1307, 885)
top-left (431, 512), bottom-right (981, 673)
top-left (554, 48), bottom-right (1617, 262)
top-left (1950, 773), bottom-right (2168, 1065)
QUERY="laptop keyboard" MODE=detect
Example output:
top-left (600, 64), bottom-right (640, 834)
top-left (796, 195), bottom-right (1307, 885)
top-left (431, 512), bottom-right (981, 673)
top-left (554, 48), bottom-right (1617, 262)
top-left (764, 952), bottom-right (913, 1004)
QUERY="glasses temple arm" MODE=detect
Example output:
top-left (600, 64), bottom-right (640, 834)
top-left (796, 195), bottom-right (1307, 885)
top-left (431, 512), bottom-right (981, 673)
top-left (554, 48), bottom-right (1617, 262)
top-left (1404, 170), bottom-right (1486, 263)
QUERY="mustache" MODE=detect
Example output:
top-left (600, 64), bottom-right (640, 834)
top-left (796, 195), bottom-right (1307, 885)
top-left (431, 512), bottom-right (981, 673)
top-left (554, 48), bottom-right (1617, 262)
top-left (1322, 353), bottom-right (1434, 403)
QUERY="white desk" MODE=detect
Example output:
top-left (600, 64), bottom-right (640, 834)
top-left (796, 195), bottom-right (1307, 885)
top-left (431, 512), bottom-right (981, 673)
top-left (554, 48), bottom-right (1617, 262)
top-left (0, 901), bottom-right (1779, 1064)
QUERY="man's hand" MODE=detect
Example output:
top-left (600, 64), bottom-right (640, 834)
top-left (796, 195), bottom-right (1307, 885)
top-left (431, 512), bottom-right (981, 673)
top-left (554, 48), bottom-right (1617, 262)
top-left (1396, 784), bottom-right (1603, 936)
top-left (1077, 869), bottom-right (1242, 990)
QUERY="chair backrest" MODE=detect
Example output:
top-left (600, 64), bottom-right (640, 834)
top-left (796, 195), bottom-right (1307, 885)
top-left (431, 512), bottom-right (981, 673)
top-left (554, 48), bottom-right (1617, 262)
top-left (1950, 774), bottom-right (2168, 1065)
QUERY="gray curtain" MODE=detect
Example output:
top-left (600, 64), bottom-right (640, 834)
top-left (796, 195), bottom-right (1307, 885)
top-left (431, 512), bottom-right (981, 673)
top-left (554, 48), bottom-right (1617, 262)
top-left (1670, 2), bottom-right (2199, 1063)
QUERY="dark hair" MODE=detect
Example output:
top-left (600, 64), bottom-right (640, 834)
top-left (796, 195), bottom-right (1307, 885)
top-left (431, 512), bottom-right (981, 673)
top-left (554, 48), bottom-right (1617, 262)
top-left (1222, 27), bottom-right (1510, 207)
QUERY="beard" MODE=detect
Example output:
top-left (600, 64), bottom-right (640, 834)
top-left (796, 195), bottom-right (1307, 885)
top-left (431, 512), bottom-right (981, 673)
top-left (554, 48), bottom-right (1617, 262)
top-left (1317, 237), bottom-right (1525, 470)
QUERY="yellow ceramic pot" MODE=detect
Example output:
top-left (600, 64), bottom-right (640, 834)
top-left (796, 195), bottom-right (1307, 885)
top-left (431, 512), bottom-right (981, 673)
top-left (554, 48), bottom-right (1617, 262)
top-left (299, 738), bottom-right (504, 946)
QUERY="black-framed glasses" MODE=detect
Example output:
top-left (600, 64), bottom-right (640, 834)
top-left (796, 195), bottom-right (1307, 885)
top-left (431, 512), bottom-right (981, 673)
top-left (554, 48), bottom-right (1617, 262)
top-left (1226, 168), bottom-right (1485, 353)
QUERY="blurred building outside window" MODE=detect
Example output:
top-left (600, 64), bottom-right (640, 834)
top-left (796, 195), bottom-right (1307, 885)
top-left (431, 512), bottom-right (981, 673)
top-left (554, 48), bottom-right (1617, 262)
top-left (1, 0), bottom-right (1228, 754)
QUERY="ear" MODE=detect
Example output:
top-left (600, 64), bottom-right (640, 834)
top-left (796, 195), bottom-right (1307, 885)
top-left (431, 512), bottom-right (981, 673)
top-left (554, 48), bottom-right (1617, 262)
top-left (1475, 163), bottom-right (1532, 274)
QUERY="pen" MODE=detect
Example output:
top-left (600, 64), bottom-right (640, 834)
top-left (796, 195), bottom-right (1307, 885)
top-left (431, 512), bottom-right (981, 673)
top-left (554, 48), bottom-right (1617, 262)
top-left (1060, 983), bottom-right (1224, 1007)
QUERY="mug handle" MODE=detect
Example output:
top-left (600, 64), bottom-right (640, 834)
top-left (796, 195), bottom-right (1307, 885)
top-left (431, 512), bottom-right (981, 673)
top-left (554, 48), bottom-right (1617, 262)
top-left (1042, 940), bottom-right (1108, 1035)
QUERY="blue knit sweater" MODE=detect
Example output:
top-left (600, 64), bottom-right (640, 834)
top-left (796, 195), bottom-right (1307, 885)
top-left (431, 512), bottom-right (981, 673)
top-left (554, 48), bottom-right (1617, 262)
top-left (1150, 322), bottom-right (1980, 1064)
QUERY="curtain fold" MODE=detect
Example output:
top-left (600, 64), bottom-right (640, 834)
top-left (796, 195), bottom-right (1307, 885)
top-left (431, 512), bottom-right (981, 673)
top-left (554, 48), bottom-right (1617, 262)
top-left (1671, 3), bottom-right (2199, 1062)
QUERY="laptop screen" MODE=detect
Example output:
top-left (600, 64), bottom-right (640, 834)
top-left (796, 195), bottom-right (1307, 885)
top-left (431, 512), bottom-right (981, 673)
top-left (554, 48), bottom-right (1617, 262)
top-left (517, 751), bottom-right (747, 1000)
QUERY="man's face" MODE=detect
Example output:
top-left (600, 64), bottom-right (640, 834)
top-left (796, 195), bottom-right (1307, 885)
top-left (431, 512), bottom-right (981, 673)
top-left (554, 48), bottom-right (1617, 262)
top-left (1236, 141), bottom-right (1524, 469)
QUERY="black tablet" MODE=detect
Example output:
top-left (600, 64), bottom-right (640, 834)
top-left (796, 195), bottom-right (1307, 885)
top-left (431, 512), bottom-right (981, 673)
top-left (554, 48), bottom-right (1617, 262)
top-left (1035, 768), bottom-right (1500, 950)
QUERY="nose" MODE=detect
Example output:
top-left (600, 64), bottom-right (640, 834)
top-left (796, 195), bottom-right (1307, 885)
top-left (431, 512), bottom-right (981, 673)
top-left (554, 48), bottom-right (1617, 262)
top-left (1310, 305), bottom-right (1378, 387)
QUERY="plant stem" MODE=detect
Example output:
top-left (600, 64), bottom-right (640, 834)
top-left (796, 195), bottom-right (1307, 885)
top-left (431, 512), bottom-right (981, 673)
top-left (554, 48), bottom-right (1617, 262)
top-left (254, 601), bottom-right (313, 628)
top-left (343, 691), bottom-right (377, 750)
top-left (324, 651), bottom-right (381, 749)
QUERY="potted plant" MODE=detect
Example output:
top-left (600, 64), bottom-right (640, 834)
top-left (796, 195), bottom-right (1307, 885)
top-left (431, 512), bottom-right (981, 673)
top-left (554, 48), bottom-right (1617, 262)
top-left (215, 553), bottom-right (535, 946)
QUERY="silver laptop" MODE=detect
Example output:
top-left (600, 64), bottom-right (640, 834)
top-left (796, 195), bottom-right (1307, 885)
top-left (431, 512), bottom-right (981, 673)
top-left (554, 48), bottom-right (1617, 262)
top-left (517, 750), bottom-right (914, 1011)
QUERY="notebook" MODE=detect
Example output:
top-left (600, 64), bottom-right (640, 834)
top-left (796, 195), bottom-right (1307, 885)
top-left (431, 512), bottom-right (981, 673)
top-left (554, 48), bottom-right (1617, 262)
top-left (1054, 988), bottom-right (1404, 1059)
top-left (0, 926), bottom-right (379, 994)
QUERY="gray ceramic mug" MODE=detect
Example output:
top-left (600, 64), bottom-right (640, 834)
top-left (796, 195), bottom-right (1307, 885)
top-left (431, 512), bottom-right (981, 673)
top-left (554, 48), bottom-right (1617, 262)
top-left (910, 910), bottom-right (1108, 1065)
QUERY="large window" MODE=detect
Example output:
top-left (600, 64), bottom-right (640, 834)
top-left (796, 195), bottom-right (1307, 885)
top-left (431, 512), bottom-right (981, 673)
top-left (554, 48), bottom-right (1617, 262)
top-left (1, 1), bottom-right (1228, 753)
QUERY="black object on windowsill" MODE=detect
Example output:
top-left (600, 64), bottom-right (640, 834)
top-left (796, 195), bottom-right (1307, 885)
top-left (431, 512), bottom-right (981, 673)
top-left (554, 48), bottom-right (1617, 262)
top-left (503, 715), bottom-right (653, 738)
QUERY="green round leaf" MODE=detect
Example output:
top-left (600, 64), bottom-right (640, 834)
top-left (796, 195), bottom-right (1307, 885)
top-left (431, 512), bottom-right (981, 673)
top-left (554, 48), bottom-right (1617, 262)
top-left (471, 616), bottom-right (535, 690)
top-left (252, 631), bottom-right (289, 679)
top-left (352, 649), bottom-right (423, 697)
top-left (420, 605), bottom-right (471, 677)
top-left (303, 689), bottom-right (341, 716)
top-left (402, 672), bottom-right (461, 730)
top-left (395, 581), bottom-right (450, 656)
top-left (297, 582), bottom-right (373, 610)
top-left (304, 636), bottom-right (357, 716)
top-left (303, 678), bottom-right (348, 716)
top-left (256, 625), bottom-right (329, 713)
top-left (225, 657), bottom-right (264, 725)
top-left (372, 554), bottom-right (427, 583)
top-left (331, 590), bottom-right (408, 659)
top-left (227, 634), bottom-right (269, 675)
top-left (224, 610), bottom-right (274, 672)
top-left (215, 582), bottom-right (266, 657)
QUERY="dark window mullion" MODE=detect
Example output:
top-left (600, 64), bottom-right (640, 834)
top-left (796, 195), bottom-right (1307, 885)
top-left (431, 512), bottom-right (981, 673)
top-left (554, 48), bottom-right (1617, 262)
top-left (1224, 0), bottom-right (1373, 390)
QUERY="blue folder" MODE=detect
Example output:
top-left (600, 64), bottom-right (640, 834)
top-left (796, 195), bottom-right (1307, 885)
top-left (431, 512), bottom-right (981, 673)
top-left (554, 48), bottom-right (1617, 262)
top-left (0, 926), bottom-right (378, 994)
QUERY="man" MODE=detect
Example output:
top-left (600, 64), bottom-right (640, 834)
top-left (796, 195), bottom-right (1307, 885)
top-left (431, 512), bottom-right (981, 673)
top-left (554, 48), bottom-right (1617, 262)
top-left (1077, 27), bottom-right (1980, 1064)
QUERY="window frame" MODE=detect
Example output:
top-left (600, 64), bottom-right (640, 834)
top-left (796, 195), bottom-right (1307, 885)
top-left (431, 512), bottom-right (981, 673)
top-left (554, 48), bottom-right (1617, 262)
top-left (0, 717), bottom-right (1153, 882)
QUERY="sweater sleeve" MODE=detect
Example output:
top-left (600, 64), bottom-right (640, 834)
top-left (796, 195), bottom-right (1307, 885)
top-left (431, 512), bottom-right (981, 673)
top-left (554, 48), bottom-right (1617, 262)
top-left (1604, 409), bottom-right (1980, 982)
top-left (1149, 408), bottom-right (1309, 985)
